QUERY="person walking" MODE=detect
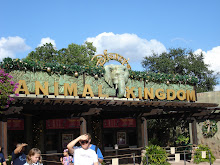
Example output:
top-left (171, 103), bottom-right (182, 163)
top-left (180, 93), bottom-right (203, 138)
top-left (11, 143), bottom-right (28, 165)
top-left (67, 134), bottom-right (99, 165)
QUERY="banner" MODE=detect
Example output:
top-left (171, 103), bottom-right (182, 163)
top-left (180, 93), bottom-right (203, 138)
top-left (46, 118), bottom-right (80, 129)
top-left (7, 119), bottom-right (24, 130)
top-left (103, 118), bottom-right (136, 128)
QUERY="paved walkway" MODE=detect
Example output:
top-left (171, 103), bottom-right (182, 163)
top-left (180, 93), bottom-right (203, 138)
top-left (121, 159), bottom-right (220, 165)
top-left (168, 159), bottom-right (220, 165)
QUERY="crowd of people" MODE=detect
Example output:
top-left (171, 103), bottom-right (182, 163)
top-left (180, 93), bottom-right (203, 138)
top-left (0, 133), bottom-right (103, 165)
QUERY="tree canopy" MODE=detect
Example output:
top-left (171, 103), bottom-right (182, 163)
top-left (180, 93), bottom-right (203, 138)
top-left (26, 43), bottom-right (58, 63)
top-left (142, 48), bottom-right (219, 92)
top-left (25, 42), bottom-right (97, 66)
top-left (57, 41), bottom-right (97, 66)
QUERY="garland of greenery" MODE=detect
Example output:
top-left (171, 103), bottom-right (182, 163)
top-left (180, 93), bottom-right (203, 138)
top-left (202, 120), bottom-right (218, 138)
top-left (0, 57), bottom-right (198, 84)
top-left (129, 70), bottom-right (198, 84)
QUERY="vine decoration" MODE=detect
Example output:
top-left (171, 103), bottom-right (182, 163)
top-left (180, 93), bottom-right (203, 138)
top-left (0, 57), bottom-right (198, 84)
top-left (202, 120), bottom-right (218, 138)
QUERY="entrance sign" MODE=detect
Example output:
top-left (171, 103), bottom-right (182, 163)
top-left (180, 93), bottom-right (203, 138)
top-left (91, 50), bottom-right (131, 69)
top-left (15, 80), bottom-right (196, 101)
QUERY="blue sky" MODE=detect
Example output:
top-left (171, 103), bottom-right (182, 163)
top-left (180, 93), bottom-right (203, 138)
top-left (0, 0), bottom-right (220, 90)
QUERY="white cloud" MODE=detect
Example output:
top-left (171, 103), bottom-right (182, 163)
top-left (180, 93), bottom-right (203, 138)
top-left (214, 85), bottom-right (220, 91)
top-left (0, 36), bottom-right (31, 61)
top-left (171, 37), bottom-right (192, 44)
top-left (86, 32), bottom-right (166, 70)
top-left (194, 46), bottom-right (220, 73)
top-left (38, 37), bottom-right (56, 47)
top-left (194, 46), bottom-right (220, 91)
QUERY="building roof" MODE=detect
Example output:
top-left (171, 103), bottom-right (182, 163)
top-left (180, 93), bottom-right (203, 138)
top-left (4, 94), bottom-right (219, 120)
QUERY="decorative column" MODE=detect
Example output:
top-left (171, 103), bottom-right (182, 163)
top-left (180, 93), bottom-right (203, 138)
top-left (0, 118), bottom-right (8, 159)
top-left (25, 115), bottom-right (33, 151)
top-left (189, 118), bottom-right (198, 145)
top-left (137, 117), bottom-right (148, 147)
top-left (137, 117), bottom-right (142, 147)
top-left (141, 117), bottom-right (148, 147)
top-left (80, 117), bottom-right (87, 135)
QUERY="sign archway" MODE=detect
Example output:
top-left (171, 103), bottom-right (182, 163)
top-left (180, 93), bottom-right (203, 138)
top-left (91, 50), bottom-right (131, 69)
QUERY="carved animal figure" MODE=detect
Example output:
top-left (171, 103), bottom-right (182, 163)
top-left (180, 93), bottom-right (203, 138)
top-left (104, 64), bottom-right (129, 98)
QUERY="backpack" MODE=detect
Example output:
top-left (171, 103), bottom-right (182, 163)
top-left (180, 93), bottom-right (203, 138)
top-left (95, 146), bottom-right (101, 165)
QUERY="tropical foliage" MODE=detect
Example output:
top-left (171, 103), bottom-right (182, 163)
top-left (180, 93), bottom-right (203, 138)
top-left (0, 69), bottom-right (18, 110)
top-left (143, 145), bottom-right (170, 165)
top-left (193, 144), bottom-right (215, 164)
top-left (148, 118), bottom-right (189, 147)
top-left (175, 135), bottom-right (189, 145)
top-left (142, 48), bottom-right (219, 92)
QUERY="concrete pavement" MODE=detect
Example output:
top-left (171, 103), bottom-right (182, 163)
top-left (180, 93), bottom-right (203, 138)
top-left (120, 159), bottom-right (220, 165)
top-left (168, 159), bottom-right (220, 165)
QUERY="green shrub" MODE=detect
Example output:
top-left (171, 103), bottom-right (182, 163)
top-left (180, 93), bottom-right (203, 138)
top-left (143, 145), bottom-right (170, 165)
top-left (193, 144), bottom-right (216, 164)
top-left (6, 155), bottom-right (12, 165)
top-left (175, 135), bottom-right (189, 145)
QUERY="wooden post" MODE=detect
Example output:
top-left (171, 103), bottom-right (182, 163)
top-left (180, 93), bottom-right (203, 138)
top-left (87, 116), bottom-right (92, 136)
top-left (189, 118), bottom-right (198, 145)
top-left (137, 117), bottom-right (141, 147)
top-left (141, 117), bottom-right (148, 147)
top-left (25, 115), bottom-right (33, 151)
top-left (192, 118), bottom-right (198, 145)
top-left (189, 122), bottom-right (193, 144)
top-left (189, 118), bottom-right (198, 163)
top-left (38, 120), bottom-right (45, 153)
top-left (80, 117), bottom-right (87, 135)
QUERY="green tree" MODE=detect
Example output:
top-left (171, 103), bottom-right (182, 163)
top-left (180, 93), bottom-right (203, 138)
top-left (142, 48), bottom-right (219, 92)
top-left (57, 41), bottom-right (97, 66)
top-left (26, 43), bottom-right (58, 63)
top-left (26, 42), bottom-right (97, 67)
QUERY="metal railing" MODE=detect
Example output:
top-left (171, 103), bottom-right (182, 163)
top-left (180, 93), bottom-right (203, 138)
top-left (32, 145), bottom-right (217, 165)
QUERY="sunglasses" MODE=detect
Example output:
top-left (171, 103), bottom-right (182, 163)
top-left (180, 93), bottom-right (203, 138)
top-left (80, 140), bottom-right (89, 144)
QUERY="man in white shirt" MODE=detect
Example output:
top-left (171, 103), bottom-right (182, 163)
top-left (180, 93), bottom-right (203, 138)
top-left (67, 134), bottom-right (99, 165)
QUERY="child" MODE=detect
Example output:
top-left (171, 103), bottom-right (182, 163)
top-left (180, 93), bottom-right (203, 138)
top-left (0, 146), bottom-right (6, 165)
top-left (60, 149), bottom-right (73, 165)
top-left (24, 148), bottom-right (43, 165)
